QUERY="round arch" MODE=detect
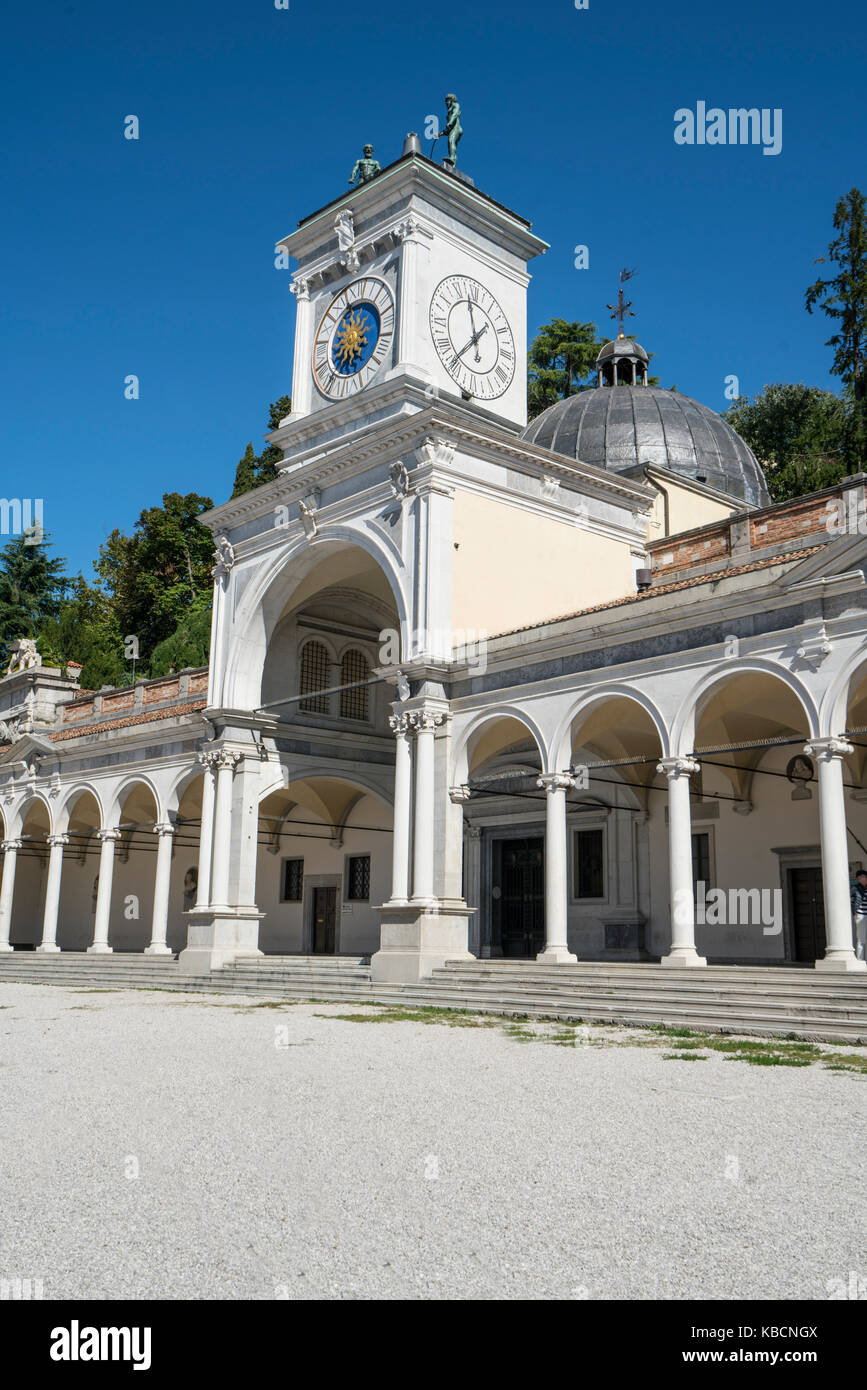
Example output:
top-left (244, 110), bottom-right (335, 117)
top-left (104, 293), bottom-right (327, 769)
top-left (106, 776), bottom-right (162, 828)
top-left (822, 650), bottom-right (867, 739)
top-left (553, 684), bottom-right (671, 771)
top-left (671, 659), bottom-right (819, 755)
top-left (451, 705), bottom-right (549, 786)
top-left (56, 783), bottom-right (106, 833)
top-left (220, 528), bottom-right (411, 712)
top-left (7, 790), bottom-right (54, 839)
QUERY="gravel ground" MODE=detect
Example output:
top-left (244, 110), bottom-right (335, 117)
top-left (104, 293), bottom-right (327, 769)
top-left (0, 981), bottom-right (864, 1301)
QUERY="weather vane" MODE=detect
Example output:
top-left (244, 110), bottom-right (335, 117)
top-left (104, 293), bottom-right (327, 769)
top-left (607, 267), bottom-right (637, 335)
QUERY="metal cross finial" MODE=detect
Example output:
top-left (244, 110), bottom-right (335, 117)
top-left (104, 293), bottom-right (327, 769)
top-left (606, 267), bottom-right (637, 334)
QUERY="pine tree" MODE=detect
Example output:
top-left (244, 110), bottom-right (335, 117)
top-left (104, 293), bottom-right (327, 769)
top-left (231, 443), bottom-right (258, 498)
top-left (0, 532), bottom-right (69, 664)
top-left (805, 188), bottom-right (867, 471)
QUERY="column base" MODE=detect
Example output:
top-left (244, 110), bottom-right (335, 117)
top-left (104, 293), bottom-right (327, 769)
top-left (815, 952), bottom-right (867, 973)
top-left (371, 900), bottom-right (475, 983)
top-left (0, 943), bottom-right (14, 953)
top-left (179, 907), bottom-right (264, 974)
top-left (36, 944), bottom-right (61, 954)
top-left (144, 943), bottom-right (173, 957)
top-left (662, 947), bottom-right (707, 968)
top-left (536, 947), bottom-right (578, 965)
top-left (87, 944), bottom-right (113, 955)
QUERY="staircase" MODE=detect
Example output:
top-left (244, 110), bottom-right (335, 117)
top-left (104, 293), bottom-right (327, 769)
top-left (1, 952), bottom-right (866, 1043)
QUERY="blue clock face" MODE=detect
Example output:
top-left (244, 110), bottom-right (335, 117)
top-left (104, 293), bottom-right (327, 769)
top-left (331, 303), bottom-right (380, 376)
top-left (312, 276), bottom-right (395, 400)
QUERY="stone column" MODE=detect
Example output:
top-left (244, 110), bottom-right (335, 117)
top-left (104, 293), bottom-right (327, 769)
top-left (88, 828), bottom-right (122, 954)
top-left (194, 752), bottom-right (217, 909)
top-left (388, 713), bottom-right (412, 904)
top-left (805, 737), bottom-right (866, 972)
top-left (146, 823), bottom-right (175, 956)
top-left (289, 277), bottom-right (313, 418)
top-left (0, 838), bottom-right (23, 952)
top-left (409, 710), bottom-right (442, 904)
top-left (38, 834), bottom-right (69, 953)
top-left (536, 773), bottom-right (578, 964)
top-left (209, 751), bottom-right (239, 910)
top-left (658, 756), bottom-right (706, 967)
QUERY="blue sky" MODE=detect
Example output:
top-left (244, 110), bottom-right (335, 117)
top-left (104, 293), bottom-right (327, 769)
top-left (0, 0), bottom-right (861, 576)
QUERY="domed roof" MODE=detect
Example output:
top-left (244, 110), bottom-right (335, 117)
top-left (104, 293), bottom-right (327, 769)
top-left (522, 384), bottom-right (770, 508)
top-left (597, 336), bottom-right (649, 364)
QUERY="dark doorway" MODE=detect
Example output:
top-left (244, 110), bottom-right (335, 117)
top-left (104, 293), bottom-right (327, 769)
top-left (492, 837), bottom-right (544, 958)
top-left (311, 886), bottom-right (338, 954)
top-left (788, 867), bottom-right (826, 963)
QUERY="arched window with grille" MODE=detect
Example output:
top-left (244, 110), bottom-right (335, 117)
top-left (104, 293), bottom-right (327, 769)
top-left (339, 648), bottom-right (369, 721)
top-left (299, 640), bottom-right (329, 714)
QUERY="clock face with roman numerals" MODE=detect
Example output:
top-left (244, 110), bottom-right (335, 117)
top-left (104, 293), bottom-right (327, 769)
top-left (312, 276), bottom-right (395, 400)
top-left (429, 275), bottom-right (516, 401)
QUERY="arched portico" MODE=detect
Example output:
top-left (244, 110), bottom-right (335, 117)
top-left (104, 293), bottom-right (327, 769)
top-left (666, 662), bottom-right (863, 973)
top-left (219, 533), bottom-right (411, 712)
top-left (256, 772), bottom-right (393, 955)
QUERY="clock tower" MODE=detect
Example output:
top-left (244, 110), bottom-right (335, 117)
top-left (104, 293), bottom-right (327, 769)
top-left (275, 141), bottom-right (547, 435)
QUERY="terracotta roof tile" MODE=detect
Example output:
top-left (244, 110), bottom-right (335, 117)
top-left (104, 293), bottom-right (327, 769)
top-left (490, 546), bottom-right (826, 640)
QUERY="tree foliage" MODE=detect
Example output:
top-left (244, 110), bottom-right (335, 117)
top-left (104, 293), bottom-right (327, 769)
top-left (0, 533), bottom-right (68, 666)
top-left (527, 319), bottom-right (602, 419)
top-left (95, 492), bottom-right (214, 662)
top-left (724, 383), bottom-right (849, 502)
top-left (231, 395), bottom-right (291, 496)
top-left (805, 187), bottom-right (867, 470)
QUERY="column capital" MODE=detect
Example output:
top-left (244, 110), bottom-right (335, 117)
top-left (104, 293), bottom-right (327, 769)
top-left (1, 838), bottom-right (23, 852)
top-left (449, 784), bottom-right (472, 803)
top-left (407, 708), bottom-right (446, 734)
top-left (96, 828), bottom-right (123, 844)
top-left (656, 756), bottom-right (700, 780)
top-left (388, 712), bottom-right (410, 736)
top-left (804, 737), bottom-right (854, 762)
top-left (213, 749), bottom-right (243, 772)
top-left (197, 748), bottom-right (221, 769)
top-left (536, 772), bottom-right (574, 793)
top-left (46, 834), bottom-right (70, 848)
top-left (153, 822), bottom-right (176, 838)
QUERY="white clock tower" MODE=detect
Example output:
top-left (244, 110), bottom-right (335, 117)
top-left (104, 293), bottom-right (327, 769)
top-left (275, 140), bottom-right (548, 434)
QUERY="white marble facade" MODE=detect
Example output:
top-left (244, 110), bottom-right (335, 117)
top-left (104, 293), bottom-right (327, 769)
top-left (1, 152), bottom-right (866, 979)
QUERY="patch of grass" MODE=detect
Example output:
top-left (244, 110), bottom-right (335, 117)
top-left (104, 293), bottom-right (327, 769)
top-left (653, 1025), bottom-right (695, 1038)
top-left (821, 1052), bottom-right (867, 1074)
top-left (662, 1051), bottom-right (707, 1061)
top-left (728, 1053), bottom-right (814, 1067)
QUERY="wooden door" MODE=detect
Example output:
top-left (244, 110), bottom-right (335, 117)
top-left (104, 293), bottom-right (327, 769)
top-left (494, 838), bottom-right (545, 958)
top-left (789, 867), bottom-right (826, 963)
top-left (312, 886), bottom-right (338, 954)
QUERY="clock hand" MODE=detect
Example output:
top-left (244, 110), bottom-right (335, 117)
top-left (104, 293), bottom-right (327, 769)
top-left (466, 301), bottom-right (483, 362)
top-left (453, 322), bottom-right (489, 362)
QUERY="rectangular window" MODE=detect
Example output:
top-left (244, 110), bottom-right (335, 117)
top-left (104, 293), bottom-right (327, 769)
top-left (573, 828), bottom-right (604, 899)
top-left (281, 858), bottom-right (304, 902)
top-left (692, 832), bottom-right (711, 893)
top-left (346, 855), bottom-right (370, 901)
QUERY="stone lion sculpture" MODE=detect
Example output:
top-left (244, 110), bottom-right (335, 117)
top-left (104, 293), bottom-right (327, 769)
top-left (6, 638), bottom-right (42, 675)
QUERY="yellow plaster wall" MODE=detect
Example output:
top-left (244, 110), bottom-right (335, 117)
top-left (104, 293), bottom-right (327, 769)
top-left (451, 489), bottom-right (635, 635)
top-left (646, 478), bottom-right (738, 541)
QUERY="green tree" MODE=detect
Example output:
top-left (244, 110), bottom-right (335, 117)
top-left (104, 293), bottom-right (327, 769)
top-left (230, 395), bottom-right (292, 497)
top-left (724, 383), bottom-right (848, 502)
top-left (95, 492), bottom-right (214, 669)
top-left (231, 443), bottom-right (258, 498)
top-left (0, 532), bottom-right (69, 664)
top-left (37, 576), bottom-right (126, 689)
top-left (149, 591), bottom-right (213, 677)
top-left (805, 188), bottom-right (867, 470)
top-left (527, 319), bottom-right (602, 419)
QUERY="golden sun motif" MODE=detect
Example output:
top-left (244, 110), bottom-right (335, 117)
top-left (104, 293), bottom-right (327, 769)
top-left (334, 309), bottom-right (369, 367)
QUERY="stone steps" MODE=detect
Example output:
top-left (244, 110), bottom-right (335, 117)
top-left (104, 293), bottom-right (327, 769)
top-left (1, 953), bottom-right (866, 1043)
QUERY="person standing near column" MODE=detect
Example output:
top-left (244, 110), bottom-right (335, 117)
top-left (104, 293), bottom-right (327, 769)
top-left (850, 869), bottom-right (867, 961)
